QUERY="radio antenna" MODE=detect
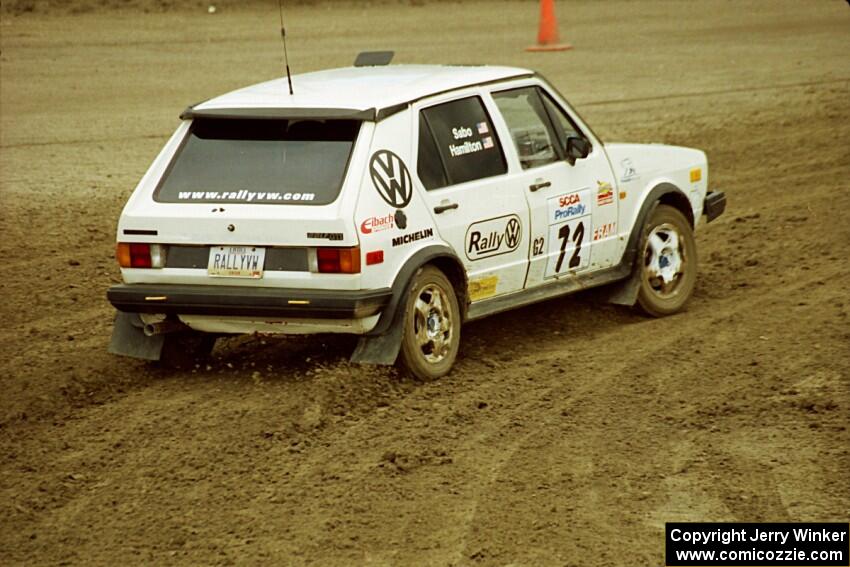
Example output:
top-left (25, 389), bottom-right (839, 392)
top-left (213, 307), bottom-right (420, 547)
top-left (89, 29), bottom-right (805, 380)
top-left (278, 0), bottom-right (294, 95)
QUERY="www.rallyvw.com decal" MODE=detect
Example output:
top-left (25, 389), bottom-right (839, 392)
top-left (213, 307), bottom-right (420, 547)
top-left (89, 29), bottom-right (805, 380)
top-left (176, 190), bottom-right (315, 202)
top-left (369, 150), bottom-right (412, 209)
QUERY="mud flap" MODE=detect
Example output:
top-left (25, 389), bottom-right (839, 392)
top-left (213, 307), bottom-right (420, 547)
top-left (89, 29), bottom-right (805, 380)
top-left (350, 245), bottom-right (461, 366)
top-left (595, 198), bottom-right (660, 307)
top-left (349, 308), bottom-right (404, 365)
top-left (599, 268), bottom-right (641, 306)
top-left (108, 312), bottom-right (164, 361)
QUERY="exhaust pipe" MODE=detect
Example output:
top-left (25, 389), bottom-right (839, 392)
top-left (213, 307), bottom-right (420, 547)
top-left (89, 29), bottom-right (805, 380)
top-left (143, 319), bottom-right (188, 337)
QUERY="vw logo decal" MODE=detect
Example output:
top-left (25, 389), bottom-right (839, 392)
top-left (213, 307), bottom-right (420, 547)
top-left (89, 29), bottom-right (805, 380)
top-left (505, 217), bottom-right (520, 248)
top-left (369, 150), bottom-right (412, 209)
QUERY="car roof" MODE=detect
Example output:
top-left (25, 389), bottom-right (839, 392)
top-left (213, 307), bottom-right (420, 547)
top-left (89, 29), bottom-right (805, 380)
top-left (185, 64), bottom-right (534, 121)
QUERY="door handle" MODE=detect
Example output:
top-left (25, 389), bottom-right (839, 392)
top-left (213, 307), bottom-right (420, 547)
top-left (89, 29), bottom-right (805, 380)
top-left (529, 181), bottom-right (552, 192)
top-left (434, 202), bottom-right (459, 214)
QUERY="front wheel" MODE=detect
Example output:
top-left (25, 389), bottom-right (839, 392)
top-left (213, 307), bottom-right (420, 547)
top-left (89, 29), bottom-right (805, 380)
top-left (398, 266), bottom-right (461, 380)
top-left (636, 204), bottom-right (698, 317)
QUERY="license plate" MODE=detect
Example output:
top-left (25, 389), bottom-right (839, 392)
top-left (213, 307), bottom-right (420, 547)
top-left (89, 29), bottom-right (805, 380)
top-left (207, 246), bottom-right (266, 278)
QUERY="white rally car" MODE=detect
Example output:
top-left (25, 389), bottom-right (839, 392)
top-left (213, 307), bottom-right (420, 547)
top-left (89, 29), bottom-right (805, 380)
top-left (108, 54), bottom-right (726, 379)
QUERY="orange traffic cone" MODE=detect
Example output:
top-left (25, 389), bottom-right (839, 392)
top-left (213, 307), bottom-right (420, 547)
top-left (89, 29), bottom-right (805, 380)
top-left (526, 0), bottom-right (572, 52)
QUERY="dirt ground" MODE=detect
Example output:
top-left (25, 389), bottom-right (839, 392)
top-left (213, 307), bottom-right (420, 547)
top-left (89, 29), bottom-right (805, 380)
top-left (1, 0), bottom-right (848, 564)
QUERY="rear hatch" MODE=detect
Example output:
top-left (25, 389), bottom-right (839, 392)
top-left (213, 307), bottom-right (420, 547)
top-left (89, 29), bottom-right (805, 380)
top-left (118, 117), bottom-right (370, 286)
top-left (146, 117), bottom-right (361, 243)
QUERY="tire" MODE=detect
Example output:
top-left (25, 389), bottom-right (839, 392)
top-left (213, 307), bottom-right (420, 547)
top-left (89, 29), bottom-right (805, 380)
top-left (636, 204), bottom-right (698, 317)
top-left (398, 265), bottom-right (461, 380)
top-left (159, 331), bottom-right (217, 369)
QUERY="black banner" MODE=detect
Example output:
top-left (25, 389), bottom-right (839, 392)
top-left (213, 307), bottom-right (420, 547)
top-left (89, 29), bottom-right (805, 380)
top-left (666, 523), bottom-right (849, 566)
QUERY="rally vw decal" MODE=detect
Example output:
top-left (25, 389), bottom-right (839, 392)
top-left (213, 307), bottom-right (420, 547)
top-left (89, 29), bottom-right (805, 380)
top-left (369, 150), bottom-right (412, 209)
top-left (465, 214), bottom-right (522, 261)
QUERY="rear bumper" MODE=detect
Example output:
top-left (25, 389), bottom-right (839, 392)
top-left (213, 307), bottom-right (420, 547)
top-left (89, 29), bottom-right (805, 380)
top-left (703, 190), bottom-right (727, 222)
top-left (107, 284), bottom-right (392, 319)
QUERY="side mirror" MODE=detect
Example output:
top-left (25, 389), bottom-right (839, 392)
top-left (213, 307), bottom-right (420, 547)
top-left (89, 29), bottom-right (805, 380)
top-left (566, 136), bottom-right (591, 165)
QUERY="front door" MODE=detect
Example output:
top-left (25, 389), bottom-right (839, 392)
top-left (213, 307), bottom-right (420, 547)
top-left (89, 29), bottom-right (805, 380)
top-left (489, 84), bottom-right (618, 288)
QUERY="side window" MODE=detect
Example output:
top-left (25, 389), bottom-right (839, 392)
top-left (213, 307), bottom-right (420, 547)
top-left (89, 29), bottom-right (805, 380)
top-left (539, 89), bottom-right (587, 154)
top-left (493, 87), bottom-right (561, 170)
top-left (419, 96), bottom-right (507, 189)
top-left (417, 114), bottom-right (447, 190)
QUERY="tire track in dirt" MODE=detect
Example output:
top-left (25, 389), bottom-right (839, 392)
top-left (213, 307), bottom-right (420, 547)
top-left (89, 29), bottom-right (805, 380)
top-left (575, 77), bottom-right (850, 107)
top-left (0, 133), bottom-right (168, 149)
top-left (455, 259), bottom-right (849, 564)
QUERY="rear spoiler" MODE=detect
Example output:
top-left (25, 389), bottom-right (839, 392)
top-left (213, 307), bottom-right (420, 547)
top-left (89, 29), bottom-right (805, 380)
top-left (179, 104), bottom-right (407, 122)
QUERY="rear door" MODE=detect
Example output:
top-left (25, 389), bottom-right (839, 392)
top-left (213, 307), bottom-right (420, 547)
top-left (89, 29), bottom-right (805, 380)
top-left (413, 94), bottom-right (530, 302)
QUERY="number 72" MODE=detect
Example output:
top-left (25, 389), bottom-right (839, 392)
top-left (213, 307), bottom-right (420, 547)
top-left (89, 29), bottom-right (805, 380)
top-left (555, 221), bottom-right (585, 273)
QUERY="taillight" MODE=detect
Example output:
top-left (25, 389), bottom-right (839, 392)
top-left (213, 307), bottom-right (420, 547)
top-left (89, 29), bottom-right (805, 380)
top-left (316, 247), bottom-right (361, 274)
top-left (130, 243), bottom-right (152, 268)
top-left (116, 243), bottom-right (166, 268)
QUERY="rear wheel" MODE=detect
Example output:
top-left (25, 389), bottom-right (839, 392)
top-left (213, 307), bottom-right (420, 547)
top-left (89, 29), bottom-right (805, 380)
top-left (160, 331), bottom-right (217, 369)
top-left (636, 204), bottom-right (697, 317)
top-left (398, 266), bottom-right (461, 380)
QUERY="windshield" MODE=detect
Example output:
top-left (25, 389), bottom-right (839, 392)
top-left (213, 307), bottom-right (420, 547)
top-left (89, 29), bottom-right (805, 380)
top-left (154, 118), bottom-right (361, 205)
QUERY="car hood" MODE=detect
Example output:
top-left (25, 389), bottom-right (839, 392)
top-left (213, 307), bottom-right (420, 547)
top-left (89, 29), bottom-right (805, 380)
top-left (603, 143), bottom-right (706, 184)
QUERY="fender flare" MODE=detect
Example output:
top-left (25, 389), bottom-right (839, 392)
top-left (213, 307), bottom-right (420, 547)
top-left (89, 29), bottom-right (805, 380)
top-left (604, 182), bottom-right (691, 306)
top-left (622, 182), bottom-right (692, 269)
top-left (350, 244), bottom-right (466, 365)
top-left (368, 244), bottom-right (466, 336)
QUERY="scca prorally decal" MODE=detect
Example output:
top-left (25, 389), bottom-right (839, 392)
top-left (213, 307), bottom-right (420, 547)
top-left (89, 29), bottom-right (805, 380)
top-left (369, 150), bottom-right (412, 209)
top-left (392, 228), bottom-right (434, 248)
top-left (465, 215), bottom-right (522, 260)
top-left (545, 189), bottom-right (592, 278)
top-left (548, 189), bottom-right (590, 224)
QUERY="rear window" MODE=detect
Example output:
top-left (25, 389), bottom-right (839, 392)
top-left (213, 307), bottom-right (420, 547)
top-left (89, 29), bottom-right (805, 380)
top-left (154, 118), bottom-right (360, 205)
